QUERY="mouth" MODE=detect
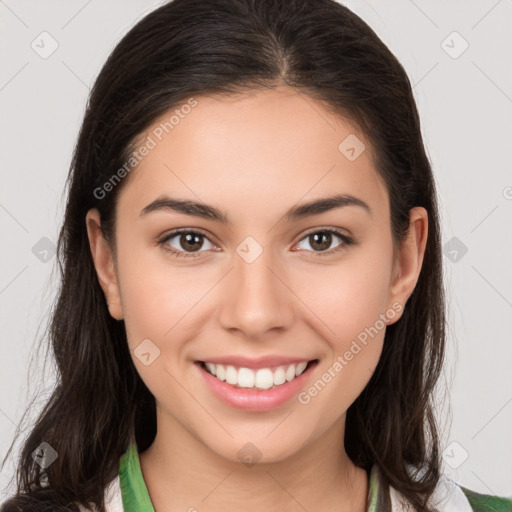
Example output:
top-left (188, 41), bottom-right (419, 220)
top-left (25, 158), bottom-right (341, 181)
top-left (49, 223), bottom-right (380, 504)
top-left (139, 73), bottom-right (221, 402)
top-left (196, 359), bottom-right (319, 391)
top-left (195, 358), bottom-right (320, 411)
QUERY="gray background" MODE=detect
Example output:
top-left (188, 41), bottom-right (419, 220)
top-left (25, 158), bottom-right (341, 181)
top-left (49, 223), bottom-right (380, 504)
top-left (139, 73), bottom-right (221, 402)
top-left (1, 0), bottom-right (511, 501)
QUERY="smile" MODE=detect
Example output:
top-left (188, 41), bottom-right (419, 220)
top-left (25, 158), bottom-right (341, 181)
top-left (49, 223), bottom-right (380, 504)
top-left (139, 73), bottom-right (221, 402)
top-left (195, 358), bottom-right (319, 412)
top-left (200, 360), bottom-right (315, 390)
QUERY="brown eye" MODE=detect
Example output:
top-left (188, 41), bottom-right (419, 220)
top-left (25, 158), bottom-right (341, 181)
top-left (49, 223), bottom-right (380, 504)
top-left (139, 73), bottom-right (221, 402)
top-left (159, 230), bottom-right (215, 258)
top-left (295, 229), bottom-right (354, 257)
top-left (308, 232), bottom-right (334, 251)
top-left (177, 232), bottom-right (204, 252)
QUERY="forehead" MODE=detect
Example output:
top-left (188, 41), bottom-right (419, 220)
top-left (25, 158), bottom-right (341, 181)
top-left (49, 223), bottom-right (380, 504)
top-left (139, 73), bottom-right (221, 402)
top-left (118, 86), bottom-right (389, 221)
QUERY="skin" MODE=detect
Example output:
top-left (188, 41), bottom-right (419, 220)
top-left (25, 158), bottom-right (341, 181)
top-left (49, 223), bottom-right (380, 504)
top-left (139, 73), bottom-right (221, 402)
top-left (86, 85), bottom-right (428, 511)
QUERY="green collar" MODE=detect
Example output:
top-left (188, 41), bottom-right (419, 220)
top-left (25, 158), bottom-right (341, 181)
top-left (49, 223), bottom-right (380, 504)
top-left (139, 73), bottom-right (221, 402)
top-left (118, 441), bottom-right (384, 512)
top-left (119, 441), bottom-right (155, 512)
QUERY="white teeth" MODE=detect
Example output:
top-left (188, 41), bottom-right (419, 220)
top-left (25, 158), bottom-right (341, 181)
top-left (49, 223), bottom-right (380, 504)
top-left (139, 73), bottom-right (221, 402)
top-left (285, 364), bottom-right (295, 382)
top-left (238, 367), bottom-right (255, 388)
top-left (205, 362), bottom-right (216, 376)
top-left (273, 366), bottom-right (286, 385)
top-left (203, 361), bottom-right (312, 389)
top-left (295, 361), bottom-right (308, 376)
top-left (225, 365), bottom-right (238, 385)
top-left (255, 368), bottom-right (274, 390)
top-left (216, 364), bottom-right (226, 381)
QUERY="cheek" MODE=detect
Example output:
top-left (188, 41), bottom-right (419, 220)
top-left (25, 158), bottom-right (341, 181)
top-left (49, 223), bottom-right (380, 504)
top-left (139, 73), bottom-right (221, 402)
top-left (114, 242), bottom-right (209, 409)
top-left (113, 223), bottom-right (208, 343)
top-left (295, 238), bottom-right (394, 347)
top-left (292, 238), bottom-right (393, 407)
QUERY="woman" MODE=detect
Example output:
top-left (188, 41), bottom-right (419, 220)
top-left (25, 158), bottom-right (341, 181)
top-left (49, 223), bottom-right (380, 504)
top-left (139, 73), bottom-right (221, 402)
top-left (1, 0), bottom-right (510, 511)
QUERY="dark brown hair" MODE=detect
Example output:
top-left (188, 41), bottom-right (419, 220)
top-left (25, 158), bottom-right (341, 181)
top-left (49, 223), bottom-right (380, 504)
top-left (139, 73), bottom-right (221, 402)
top-left (1, 0), bottom-right (445, 510)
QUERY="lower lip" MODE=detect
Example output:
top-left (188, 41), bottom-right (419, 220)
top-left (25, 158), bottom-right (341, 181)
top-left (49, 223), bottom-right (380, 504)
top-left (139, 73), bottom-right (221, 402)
top-left (195, 360), bottom-right (318, 412)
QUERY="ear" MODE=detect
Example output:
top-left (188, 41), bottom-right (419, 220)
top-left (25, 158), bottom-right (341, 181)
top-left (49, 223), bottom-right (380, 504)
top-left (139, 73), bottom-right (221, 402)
top-left (85, 208), bottom-right (124, 320)
top-left (386, 207), bottom-right (428, 325)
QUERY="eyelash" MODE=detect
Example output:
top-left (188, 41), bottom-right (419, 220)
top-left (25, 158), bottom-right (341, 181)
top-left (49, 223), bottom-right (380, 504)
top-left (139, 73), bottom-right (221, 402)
top-left (157, 228), bottom-right (355, 259)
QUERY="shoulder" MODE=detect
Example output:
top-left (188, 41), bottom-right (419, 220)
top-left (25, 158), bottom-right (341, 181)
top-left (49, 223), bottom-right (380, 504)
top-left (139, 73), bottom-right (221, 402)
top-left (386, 469), bottom-right (512, 512)
top-left (460, 485), bottom-right (512, 512)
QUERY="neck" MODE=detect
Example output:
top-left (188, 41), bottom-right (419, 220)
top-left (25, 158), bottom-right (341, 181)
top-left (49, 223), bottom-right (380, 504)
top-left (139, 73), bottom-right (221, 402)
top-left (139, 409), bottom-right (368, 512)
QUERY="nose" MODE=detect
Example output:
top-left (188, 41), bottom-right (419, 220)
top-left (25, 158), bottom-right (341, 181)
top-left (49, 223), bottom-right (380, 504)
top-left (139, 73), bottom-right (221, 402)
top-left (218, 242), bottom-right (294, 340)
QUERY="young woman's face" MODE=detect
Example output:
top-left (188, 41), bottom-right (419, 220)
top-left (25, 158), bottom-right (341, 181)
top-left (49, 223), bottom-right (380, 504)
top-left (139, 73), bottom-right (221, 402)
top-left (88, 86), bottom-right (427, 463)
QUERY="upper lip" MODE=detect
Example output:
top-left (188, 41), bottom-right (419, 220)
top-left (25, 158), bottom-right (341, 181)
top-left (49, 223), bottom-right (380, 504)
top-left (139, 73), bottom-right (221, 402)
top-left (197, 355), bottom-right (318, 370)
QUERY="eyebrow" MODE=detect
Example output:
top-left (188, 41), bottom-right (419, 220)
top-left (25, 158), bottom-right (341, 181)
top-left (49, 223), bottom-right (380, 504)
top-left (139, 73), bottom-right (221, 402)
top-left (140, 193), bottom-right (372, 223)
